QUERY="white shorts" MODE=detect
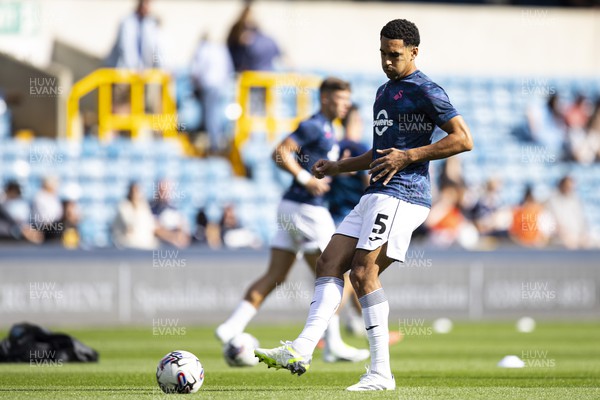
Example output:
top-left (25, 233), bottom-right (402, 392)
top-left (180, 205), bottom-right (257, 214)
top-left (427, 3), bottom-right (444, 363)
top-left (336, 193), bottom-right (430, 262)
top-left (270, 199), bottom-right (336, 254)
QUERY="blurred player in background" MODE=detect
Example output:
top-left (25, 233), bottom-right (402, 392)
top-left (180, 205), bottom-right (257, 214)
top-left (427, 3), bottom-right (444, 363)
top-left (328, 104), bottom-right (370, 226)
top-left (216, 77), bottom-right (369, 364)
top-left (255, 19), bottom-right (473, 391)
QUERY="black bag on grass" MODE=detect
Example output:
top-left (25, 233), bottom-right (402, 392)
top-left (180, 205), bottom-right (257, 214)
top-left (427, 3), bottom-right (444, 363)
top-left (0, 322), bottom-right (98, 363)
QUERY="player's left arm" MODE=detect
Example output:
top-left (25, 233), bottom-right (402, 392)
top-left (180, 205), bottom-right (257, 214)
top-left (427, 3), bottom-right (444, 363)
top-left (370, 115), bottom-right (473, 185)
top-left (313, 147), bottom-right (373, 178)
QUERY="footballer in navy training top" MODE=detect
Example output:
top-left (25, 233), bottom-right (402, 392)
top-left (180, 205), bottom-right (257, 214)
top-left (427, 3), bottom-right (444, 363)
top-left (367, 51), bottom-right (459, 208)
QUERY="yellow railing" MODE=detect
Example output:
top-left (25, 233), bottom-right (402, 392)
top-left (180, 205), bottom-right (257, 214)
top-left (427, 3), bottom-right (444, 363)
top-left (230, 71), bottom-right (321, 176)
top-left (67, 68), bottom-right (177, 142)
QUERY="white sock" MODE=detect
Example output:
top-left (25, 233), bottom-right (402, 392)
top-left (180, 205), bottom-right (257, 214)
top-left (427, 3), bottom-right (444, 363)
top-left (292, 277), bottom-right (344, 357)
top-left (360, 288), bottom-right (391, 379)
top-left (216, 300), bottom-right (257, 343)
top-left (325, 314), bottom-right (344, 351)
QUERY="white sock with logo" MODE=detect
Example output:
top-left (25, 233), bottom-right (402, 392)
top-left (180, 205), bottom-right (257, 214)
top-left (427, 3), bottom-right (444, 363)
top-left (292, 277), bottom-right (344, 357)
top-left (360, 288), bottom-right (391, 379)
top-left (216, 300), bottom-right (257, 343)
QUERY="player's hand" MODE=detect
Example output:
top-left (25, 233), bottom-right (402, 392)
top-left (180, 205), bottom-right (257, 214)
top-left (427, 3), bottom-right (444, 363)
top-left (312, 159), bottom-right (340, 179)
top-left (305, 177), bottom-right (330, 196)
top-left (369, 148), bottom-right (411, 185)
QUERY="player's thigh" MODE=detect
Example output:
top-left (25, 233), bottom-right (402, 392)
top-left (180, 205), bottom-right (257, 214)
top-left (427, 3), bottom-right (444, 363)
top-left (263, 247), bottom-right (297, 283)
top-left (316, 234), bottom-right (358, 277)
top-left (351, 242), bottom-right (395, 277)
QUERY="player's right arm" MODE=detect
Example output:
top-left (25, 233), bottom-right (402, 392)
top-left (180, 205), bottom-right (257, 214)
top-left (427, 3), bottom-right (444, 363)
top-left (273, 136), bottom-right (330, 196)
top-left (312, 148), bottom-right (373, 179)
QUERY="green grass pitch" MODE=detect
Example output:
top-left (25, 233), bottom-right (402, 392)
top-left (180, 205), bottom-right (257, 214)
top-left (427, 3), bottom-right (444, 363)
top-left (0, 322), bottom-right (599, 399)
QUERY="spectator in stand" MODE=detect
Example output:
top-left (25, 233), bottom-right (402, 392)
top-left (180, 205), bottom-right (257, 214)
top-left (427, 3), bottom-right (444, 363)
top-left (0, 182), bottom-right (43, 244)
top-left (219, 204), bottom-right (261, 248)
top-left (31, 176), bottom-right (63, 241)
top-left (413, 156), bottom-right (468, 242)
top-left (193, 204), bottom-right (260, 249)
top-left (470, 178), bottom-right (512, 239)
top-left (425, 183), bottom-right (478, 249)
top-left (105, 0), bottom-right (165, 118)
top-left (0, 204), bottom-right (42, 244)
top-left (2, 181), bottom-right (30, 226)
top-left (565, 94), bottom-right (591, 130)
top-left (194, 207), bottom-right (222, 249)
top-left (328, 104), bottom-right (369, 225)
top-left (435, 156), bottom-right (468, 205)
top-left (546, 176), bottom-right (590, 249)
top-left (567, 98), bottom-right (600, 164)
top-left (190, 32), bottom-right (235, 154)
top-left (112, 182), bottom-right (158, 250)
top-left (59, 200), bottom-right (81, 249)
top-left (105, 0), bottom-right (164, 70)
top-left (526, 93), bottom-right (567, 159)
top-left (226, 2), bottom-right (282, 73)
top-left (509, 186), bottom-right (550, 248)
top-left (150, 179), bottom-right (191, 249)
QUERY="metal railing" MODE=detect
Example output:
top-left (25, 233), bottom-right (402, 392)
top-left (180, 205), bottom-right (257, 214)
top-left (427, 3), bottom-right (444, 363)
top-left (67, 68), bottom-right (177, 142)
top-left (230, 71), bottom-right (321, 175)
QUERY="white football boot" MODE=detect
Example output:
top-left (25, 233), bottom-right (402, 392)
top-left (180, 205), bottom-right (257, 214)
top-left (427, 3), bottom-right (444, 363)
top-left (254, 341), bottom-right (311, 376)
top-left (323, 342), bottom-right (370, 363)
top-left (346, 366), bottom-right (396, 391)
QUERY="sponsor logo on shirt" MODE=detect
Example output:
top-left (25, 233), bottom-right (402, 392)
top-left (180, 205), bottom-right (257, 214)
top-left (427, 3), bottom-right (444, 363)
top-left (373, 109), bottom-right (394, 136)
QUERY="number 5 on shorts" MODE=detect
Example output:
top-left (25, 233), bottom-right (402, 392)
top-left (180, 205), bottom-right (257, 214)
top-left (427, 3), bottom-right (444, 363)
top-left (372, 213), bottom-right (389, 235)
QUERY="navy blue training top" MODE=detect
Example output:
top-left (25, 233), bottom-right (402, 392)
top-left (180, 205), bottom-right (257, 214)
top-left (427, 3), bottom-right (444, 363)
top-left (328, 139), bottom-right (369, 222)
top-left (282, 113), bottom-right (339, 207)
top-left (366, 70), bottom-right (459, 208)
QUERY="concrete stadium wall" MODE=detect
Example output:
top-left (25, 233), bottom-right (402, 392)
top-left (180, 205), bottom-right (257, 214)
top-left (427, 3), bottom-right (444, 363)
top-left (0, 247), bottom-right (598, 329)
top-left (0, 0), bottom-right (597, 77)
top-left (0, 54), bottom-right (70, 138)
top-left (50, 40), bottom-right (103, 115)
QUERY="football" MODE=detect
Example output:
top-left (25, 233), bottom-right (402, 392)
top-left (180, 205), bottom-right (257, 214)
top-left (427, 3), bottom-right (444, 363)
top-left (223, 332), bottom-right (260, 367)
top-left (156, 350), bottom-right (204, 393)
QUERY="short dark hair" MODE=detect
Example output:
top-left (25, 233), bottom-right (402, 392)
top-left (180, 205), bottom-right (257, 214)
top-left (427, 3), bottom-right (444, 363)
top-left (4, 180), bottom-right (21, 196)
top-left (380, 19), bottom-right (420, 47)
top-left (320, 77), bottom-right (351, 95)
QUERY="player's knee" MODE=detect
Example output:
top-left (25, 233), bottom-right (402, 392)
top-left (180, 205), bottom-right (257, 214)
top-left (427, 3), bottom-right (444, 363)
top-left (316, 253), bottom-right (336, 277)
top-left (349, 266), bottom-right (367, 291)
top-left (349, 263), bottom-right (378, 292)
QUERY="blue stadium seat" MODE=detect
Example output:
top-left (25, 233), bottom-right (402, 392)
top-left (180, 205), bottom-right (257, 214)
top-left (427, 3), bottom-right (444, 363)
top-left (2, 74), bottom-right (599, 248)
top-left (77, 158), bottom-right (106, 181)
